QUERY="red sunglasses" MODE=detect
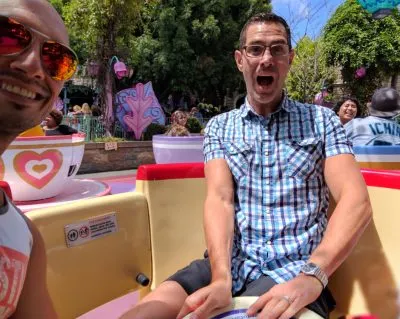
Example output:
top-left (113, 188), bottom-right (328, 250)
top-left (0, 16), bottom-right (78, 81)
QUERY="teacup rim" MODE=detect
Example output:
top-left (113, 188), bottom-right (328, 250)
top-left (14, 133), bottom-right (85, 142)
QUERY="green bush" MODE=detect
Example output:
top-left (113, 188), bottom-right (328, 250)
top-left (143, 123), bottom-right (168, 140)
top-left (94, 136), bottom-right (126, 143)
top-left (186, 117), bottom-right (203, 133)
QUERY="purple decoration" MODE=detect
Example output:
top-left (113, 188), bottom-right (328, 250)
top-left (314, 90), bottom-right (328, 105)
top-left (54, 97), bottom-right (64, 111)
top-left (115, 82), bottom-right (166, 138)
top-left (152, 134), bottom-right (204, 163)
top-left (114, 61), bottom-right (128, 79)
top-left (355, 67), bottom-right (367, 79)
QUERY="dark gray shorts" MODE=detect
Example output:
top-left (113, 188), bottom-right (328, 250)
top-left (167, 257), bottom-right (336, 319)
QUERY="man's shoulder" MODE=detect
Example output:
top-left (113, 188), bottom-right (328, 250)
top-left (206, 109), bottom-right (241, 126)
top-left (288, 99), bottom-right (335, 116)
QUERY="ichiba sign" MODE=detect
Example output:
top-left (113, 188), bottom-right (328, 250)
top-left (64, 213), bottom-right (118, 247)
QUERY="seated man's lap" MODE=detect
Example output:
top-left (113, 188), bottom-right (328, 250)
top-left (167, 257), bottom-right (335, 319)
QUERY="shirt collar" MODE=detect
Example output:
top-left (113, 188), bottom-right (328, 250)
top-left (239, 91), bottom-right (292, 119)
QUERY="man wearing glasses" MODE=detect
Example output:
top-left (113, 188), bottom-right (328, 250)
top-left (122, 13), bottom-right (371, 319)
top-left (0, 0), bottom-right (78, 317)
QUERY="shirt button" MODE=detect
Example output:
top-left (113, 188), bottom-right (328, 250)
top-left (267, 240), bottom-right (272, 245)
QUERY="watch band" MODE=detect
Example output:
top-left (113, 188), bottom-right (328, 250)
top-left (300, 262), bottom-right (328, 288)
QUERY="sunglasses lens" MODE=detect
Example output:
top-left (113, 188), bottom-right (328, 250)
top-left (42, 41), bottom-right (78, 81)
top-left (0, 17), bottom-right (32, 55)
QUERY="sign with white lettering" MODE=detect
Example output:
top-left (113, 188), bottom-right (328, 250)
top-left (104, 142), bottom-right (118, 151)
top-left (64, 213), bottom-right (118, 247)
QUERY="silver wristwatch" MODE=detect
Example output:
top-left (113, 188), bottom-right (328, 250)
top-left (300, 262), bottom-right (328, 288)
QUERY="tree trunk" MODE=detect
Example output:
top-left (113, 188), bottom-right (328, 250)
top-left (391, 74), bottom-right (398, 89)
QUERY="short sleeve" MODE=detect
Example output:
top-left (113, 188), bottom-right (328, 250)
top-left (324, 110), bottom-right (353, 158)
top-left (203, 116), bottom-right (225, 163)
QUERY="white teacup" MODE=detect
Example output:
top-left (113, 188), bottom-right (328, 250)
top-left (0, 134), bottom-right (85, 201)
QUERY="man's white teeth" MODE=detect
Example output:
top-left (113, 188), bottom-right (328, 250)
top-left (1, 83), bottom-right (36, 100)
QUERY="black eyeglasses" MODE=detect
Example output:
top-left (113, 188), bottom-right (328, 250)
top-left (0, 16), bottom-right (78, 81)
top-left (242, 44), bottom-right (290, 58)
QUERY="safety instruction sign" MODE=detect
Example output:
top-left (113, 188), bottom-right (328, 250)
top-left (64, 213), bottom-right (118, 247)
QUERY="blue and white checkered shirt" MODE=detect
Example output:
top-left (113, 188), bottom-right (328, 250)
top-left (203, 94), bottom-right (353, 294)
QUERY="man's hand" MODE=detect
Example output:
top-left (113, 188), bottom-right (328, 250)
top-left (177, 279), bottom-right (232, 319)
top-left (246, 275), bottom-right (323, 319)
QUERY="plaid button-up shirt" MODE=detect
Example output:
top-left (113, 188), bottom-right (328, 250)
top-left (203, 94), bottom-right (353, 294)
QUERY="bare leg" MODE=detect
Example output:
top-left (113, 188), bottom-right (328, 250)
top-left (119, 281), bottom-right (188, 319)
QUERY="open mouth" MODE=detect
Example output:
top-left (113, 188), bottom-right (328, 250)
top-left (0, 82), bottom-right (43, 101)
top-left (257, 76), bottom-right (274, 87)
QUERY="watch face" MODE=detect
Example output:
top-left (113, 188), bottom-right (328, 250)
top-left (302, 263), bottom-right (316, 273)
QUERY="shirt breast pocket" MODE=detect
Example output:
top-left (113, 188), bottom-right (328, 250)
top-left (284, 137), bottom-right (322, 180)
top-left (223, 141), bottom-right (254, 181)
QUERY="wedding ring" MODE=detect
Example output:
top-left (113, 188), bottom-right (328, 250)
top-left (282, 295), bottom-right (292, 304)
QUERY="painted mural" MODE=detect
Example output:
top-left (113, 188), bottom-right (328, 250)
top-left (115, 82), bottom-right (166, 140)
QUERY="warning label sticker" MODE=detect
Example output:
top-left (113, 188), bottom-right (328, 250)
top-left (64, 213), bottom-right (118, 247)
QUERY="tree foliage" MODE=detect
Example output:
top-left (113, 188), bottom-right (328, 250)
top-left (286, 37), bottom-right (337, 103)
top-left (131, 0), bottom-right (271, 105)
top-left (322, 0), bottom-right (400, 102)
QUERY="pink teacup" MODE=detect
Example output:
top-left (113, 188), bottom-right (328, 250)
top-left (0, 134), bottom-right (85, 201)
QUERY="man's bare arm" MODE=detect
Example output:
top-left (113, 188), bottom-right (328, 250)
top-left (204, 158), bottom-right (235, 283)
top-left (177, 159), bottom-right (235, 319)
top-left (11, 217), bottom-right (57, 319)
top-left (308, 154), bottom-right (372, 276)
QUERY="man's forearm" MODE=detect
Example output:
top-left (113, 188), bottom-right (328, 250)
top-left (309, 193), bottom-right (372, 277)
top-left (203, 196), bottom-right (235, 283)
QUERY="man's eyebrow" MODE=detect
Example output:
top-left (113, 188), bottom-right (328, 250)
top-left (247, 39), bottom-right (287, 46)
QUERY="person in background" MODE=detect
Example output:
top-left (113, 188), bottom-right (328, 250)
top-left (91, 105), bottom-right (102, 117)
top-left (345, 87), bottom-right (400, 146)
top-left (121, 12), bottom-right (371, 319)
top-left (43, 109), bottom-right (78, 136)
top-left (333, 97), bottom-right (361, 125)
top-left (189, 107), bottom-right (204, 125)
top-left (0, 0), bottom-right (78, 316)
top-left (82, 102), bottom-right (92, 116)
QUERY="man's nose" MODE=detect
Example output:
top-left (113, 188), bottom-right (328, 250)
top-left (259, 48), bottom-right (274, 66)
top-left (9, 41), bottom-right (46, 81)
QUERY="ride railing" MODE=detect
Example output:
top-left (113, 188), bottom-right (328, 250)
top-left (62, 115), bottom-right (130, 141)
top-left (62, 115), bottom-right (212, 142)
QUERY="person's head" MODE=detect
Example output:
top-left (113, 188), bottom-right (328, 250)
top-left (235, 12), bottom-right (294, 114)
top-left (333, 97), bottom-right (361, 125)
top-left (172, 110), bottom-right (188, 126)
top-left (81, 103), bottom-right (91, 114)
top-left (369, 87), bottom-right (400, 118)
top-left (73, 105), bottom-right (82, 113)
top-left (0, 0), bottom-right (78, 143)
top-left (45, 109), bottom-right (63, 128)
top-left (91, 105), bottom-right (101, 117)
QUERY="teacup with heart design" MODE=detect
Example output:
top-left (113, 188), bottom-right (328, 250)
top-left (1, 134), bottom-right (85, 201)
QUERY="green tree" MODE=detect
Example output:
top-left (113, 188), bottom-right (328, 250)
top-left (131, 0), bottom-right (271, 106)
top-left (322, 0), bottom-right (400, 103)
top-left (57, 0), bottom-right (146, 132)
top-left (286, 36), bottom-right (337, 103)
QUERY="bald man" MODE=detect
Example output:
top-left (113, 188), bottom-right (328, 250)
top-left (0, 0), bottom-right (77, 317)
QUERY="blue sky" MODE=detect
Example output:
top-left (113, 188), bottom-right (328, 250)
top-left (271, 0), bottom-right (345, 44)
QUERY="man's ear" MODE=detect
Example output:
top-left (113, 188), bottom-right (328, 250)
top-left (234, 50), bottom-right (243, 72)
top-left (288, 49), bottom-right (295, 66)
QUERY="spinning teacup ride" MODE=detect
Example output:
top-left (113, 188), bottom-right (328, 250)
top-left (0, 128), bottom-right (110, 212)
